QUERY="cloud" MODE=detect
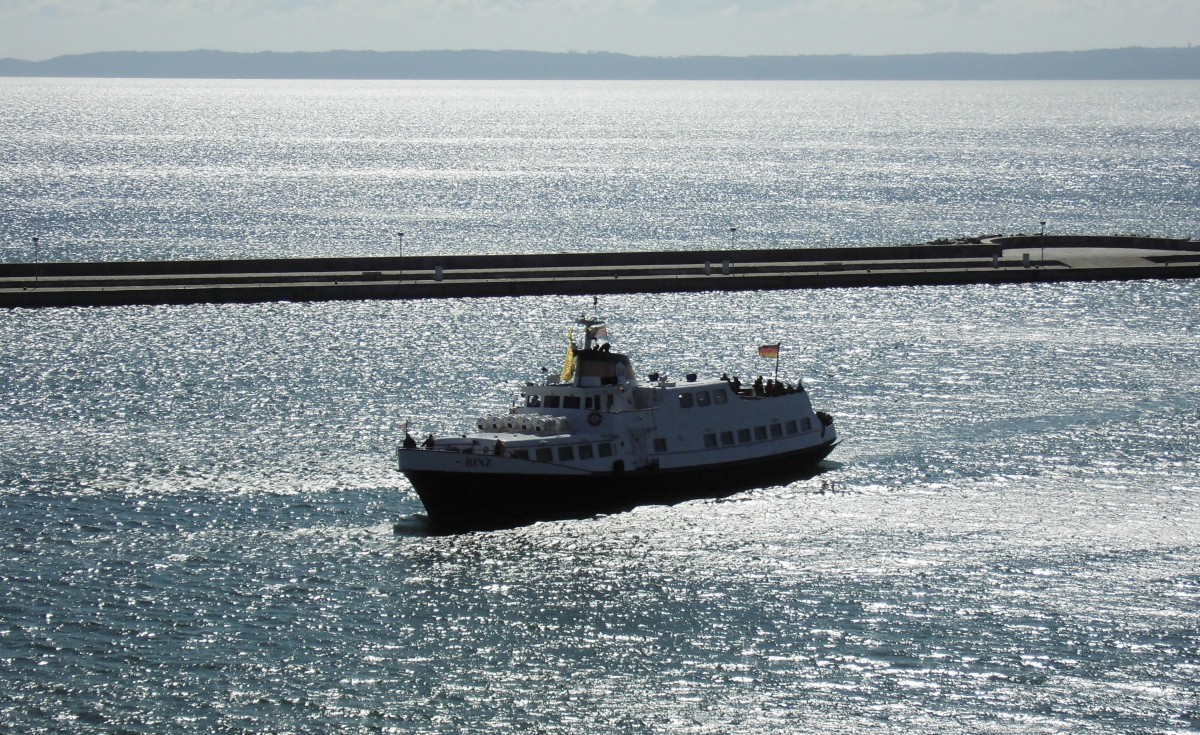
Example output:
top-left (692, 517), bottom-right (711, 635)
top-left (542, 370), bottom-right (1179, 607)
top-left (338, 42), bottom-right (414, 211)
top-left (646, 0), bottom-right (789, 16)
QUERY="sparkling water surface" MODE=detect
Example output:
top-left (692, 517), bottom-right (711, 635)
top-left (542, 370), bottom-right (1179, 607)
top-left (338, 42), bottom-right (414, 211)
top-left (2, 79), bottom-right (1199, 733)
top-left (2, 78), bottom-right (1197, 262)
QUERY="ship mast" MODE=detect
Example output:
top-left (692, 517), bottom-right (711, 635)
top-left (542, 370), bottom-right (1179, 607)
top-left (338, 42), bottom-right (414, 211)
top-left (577, 314), bottom-right (602, 351)
top-left (577, 296), bottom-right (605, 351)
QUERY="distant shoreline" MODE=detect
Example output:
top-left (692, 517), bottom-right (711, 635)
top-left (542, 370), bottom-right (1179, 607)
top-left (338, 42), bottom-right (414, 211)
top-left (2, 47), bottom-right (1198, 81)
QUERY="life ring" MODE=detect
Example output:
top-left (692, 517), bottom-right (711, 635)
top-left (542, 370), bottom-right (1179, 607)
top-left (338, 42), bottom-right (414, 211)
top-left (587, 411), bottom-right (603, 427)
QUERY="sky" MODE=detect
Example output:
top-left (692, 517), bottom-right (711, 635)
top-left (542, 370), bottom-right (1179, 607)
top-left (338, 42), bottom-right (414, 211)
top-left (1, 0), bottom-right (1197, 62)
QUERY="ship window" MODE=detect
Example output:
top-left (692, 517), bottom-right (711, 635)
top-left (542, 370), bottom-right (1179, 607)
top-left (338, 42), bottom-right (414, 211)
top-left (714, 389), bottom-right (728, 405)
top-left (563, 396), bottom-right (581, 409)
top-left (737, 428), bottom-right (752, 443)
top-left (720, 431), bottom-right (735, 446)
top-left (771, 423), bottom-right (783, 438)
top-left (578, 444), bottom-right (594, 460)
top-left (558, 446), bottom-right (575, 461)
top-left (678, 393), bottom-right (694, 409)
top-left (802, 417), bottom-right (812, 432)
top-left (544, 395), bottom-right (561, 408)
top-left (585, 395), bottom-right (599, 410)
top-left (511, 449), bottom-right (529, 460)
top-left (536, 447), bottom-right (553, 462)
top-left (653, 437), bottom-right (668, 453)
top-left (785, 420), bottom-right (798, 435)
top-left (754, 426), bottom-right (768, 441)
top-left (696, 391), bottom-right (711, 407)
top-left (598, 442), bottom-right (614, 458)
top-left (525, 395), bottom-right (541, 407)
top-left (703, 433), bottom-right (718, 449)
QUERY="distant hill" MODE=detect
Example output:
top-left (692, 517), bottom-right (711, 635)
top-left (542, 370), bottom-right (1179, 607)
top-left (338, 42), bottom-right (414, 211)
top-left (1, 47), bottom-right (1197, 80)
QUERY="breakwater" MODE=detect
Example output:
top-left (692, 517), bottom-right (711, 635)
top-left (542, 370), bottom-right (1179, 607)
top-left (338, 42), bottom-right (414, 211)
top-left (2, 235), bottom-right (1197, 309)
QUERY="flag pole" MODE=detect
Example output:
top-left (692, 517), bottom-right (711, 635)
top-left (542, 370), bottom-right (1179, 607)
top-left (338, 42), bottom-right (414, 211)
top-left (758, 342), bottom-right (782, 382)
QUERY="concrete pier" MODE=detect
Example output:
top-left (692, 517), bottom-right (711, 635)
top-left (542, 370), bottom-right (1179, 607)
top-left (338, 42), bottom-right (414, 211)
top-left (1, 235), bottom-right (1197, 309)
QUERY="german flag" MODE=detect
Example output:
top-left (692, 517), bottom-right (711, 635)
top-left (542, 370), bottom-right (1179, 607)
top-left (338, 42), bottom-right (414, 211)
top-left (758, 344), bottom-right (780, 359)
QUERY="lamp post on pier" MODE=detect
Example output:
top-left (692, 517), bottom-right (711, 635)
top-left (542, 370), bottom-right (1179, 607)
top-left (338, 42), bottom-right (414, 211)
top-left (396, 231), bottom-right (404, 282)
top-left (1040, 220), bottom-right (1046, 269)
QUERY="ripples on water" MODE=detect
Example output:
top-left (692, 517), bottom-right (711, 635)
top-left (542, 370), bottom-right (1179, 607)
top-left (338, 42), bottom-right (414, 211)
top-left (2, 79), bottom-right (1199, 732)
top-left (2, 79), bottom-right (1198, 262)
top-left (3, 282), bottom-right (1198, 733)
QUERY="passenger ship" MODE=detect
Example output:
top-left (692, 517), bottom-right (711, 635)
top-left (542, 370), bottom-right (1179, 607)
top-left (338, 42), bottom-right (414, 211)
top-left (397, 315), bottom-right (838, 526)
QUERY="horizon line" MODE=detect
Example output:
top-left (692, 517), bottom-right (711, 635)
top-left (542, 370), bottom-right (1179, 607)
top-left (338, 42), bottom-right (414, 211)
top-left (5, 44), bottom-right (1197, 63)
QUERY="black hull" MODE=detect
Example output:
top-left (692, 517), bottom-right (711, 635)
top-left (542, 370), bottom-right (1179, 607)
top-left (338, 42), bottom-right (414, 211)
top-left (403, 440), bottom-right (838, 530)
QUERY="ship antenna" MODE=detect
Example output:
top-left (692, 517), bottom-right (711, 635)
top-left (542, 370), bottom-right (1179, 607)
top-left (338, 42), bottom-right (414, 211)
top-left (577, 297), bottom-right (602, 351)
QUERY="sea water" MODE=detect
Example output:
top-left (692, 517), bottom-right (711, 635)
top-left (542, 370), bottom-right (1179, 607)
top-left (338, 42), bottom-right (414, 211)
top-left (1, 79), bottom-right (1198, 733)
